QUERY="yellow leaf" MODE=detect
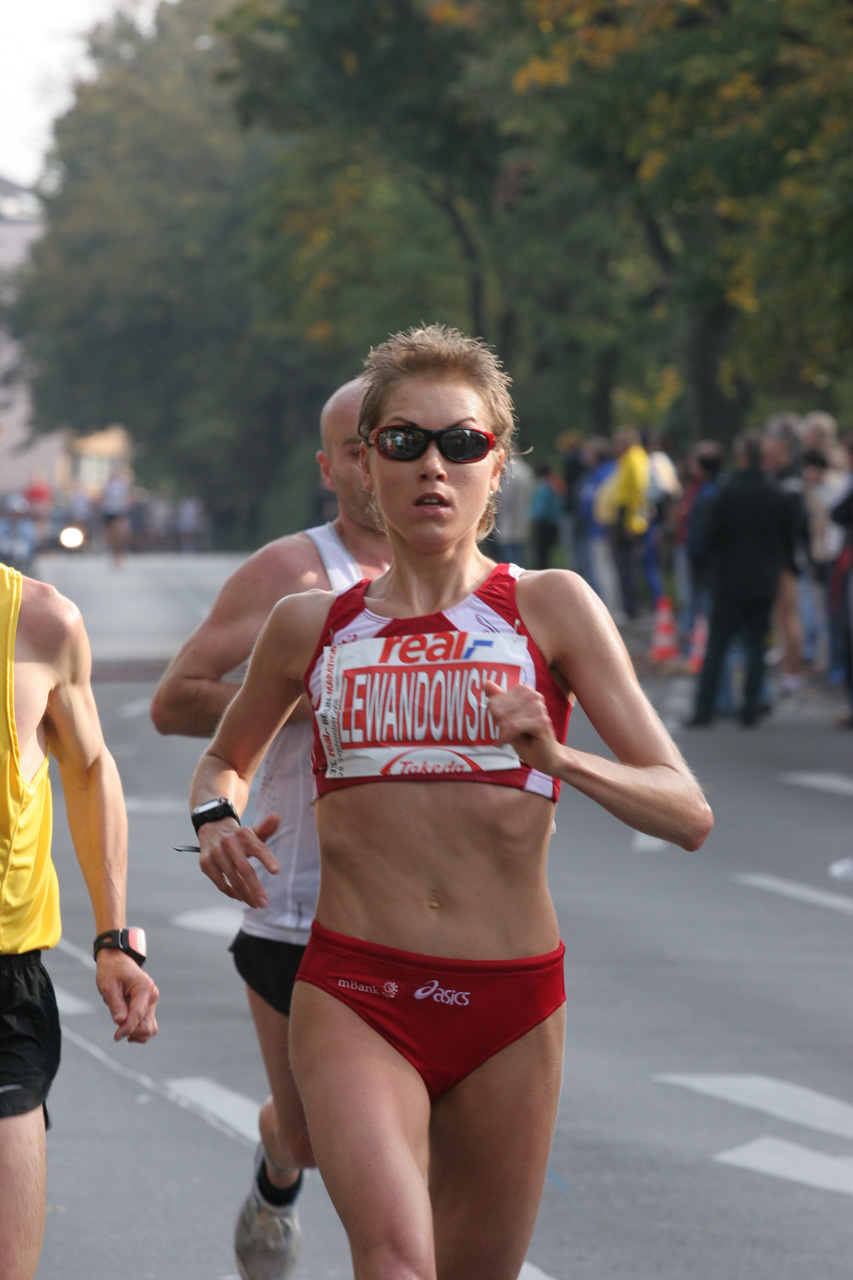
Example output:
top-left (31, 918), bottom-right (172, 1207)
top-left (427, 1), bottom-right (466, 24)
top-left (717, 71), bottom-right (761, 102)
top-left (725, 272), bottom-right (760, 313)
top-left (638, 149), bottom-right (667, 182)
top-left (306, 321), bottom-right (333, 342)
top-left (512, 55), bottom-right (570, 93)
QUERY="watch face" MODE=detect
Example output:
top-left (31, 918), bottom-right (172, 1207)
top-left (194, 798), bottom-right (227, 815)
top-left (125, 927), bottom-right (147, 959)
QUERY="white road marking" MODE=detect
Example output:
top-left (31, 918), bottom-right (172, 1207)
top-left (62, 1028), bottom-right (256, 1146)
top-left (829, 857), bottom-right (853, 881)
top-left (54, 937), bottom-right (97, 970)
top-left (125, 796), bottom-right (188, 813)
top-left (716, 1138), bottom-right (853, 1196)
top-left (735, 873), bottom-right (853, 918)
top-left (119, 697), bottom-right (155, 718)
top-left (656, 1074), bottom-right (853, 1139)
top-left (54, 986), bottom-right (94, 1016)
top-left (172, 906), bottom-right (243, 936)
top-left (61, 1036), bottom-right (560, 1276)
top-left (780, 771), bottom-right (853, 798)
top-left (658, 1074), bottom-right (853, 1197)
top-left (632, 832), bottom-right (668, 852)
top-left (165, 1077), bottom-right (260, 1143)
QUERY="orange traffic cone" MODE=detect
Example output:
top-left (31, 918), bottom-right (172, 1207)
top-left (686, 613), bottom-right (708, 675)
top-left (648, 595), bottom-right (680, 662)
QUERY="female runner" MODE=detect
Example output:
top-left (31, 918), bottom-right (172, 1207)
top-left (190, 325), bottom-right (713, 1280)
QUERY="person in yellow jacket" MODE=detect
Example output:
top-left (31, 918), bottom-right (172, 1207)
top-left (611, 427), bottom-right (651, 618)
top-left (0, 559), bottom-right (159, 1280)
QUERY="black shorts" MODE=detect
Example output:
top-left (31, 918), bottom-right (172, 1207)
top-left (0, 952), bottom-right (61, 1124)
top-left (229, 932), bottom-right (306, 1018)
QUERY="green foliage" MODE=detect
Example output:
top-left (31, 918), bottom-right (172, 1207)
top-left (4, 0), bottom-right (470, 542)
top-left (482, 0), bottom-right (853, 432)
top-left (6, 1), bottom-right (310, 542)
top-left (220, 0), bottom-right (675, 449)
top-left (6, 0), bottom-right (853, 550)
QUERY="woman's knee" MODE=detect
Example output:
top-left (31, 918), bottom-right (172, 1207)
top-left (351, 1225), bottom-right (434, 1280)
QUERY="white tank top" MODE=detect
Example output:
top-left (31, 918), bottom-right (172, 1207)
top-left (239, 523), bottom-right (362, 943)
top-left (305, 563), bottom-right (570, 800)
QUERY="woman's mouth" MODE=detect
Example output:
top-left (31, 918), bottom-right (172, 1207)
top-left (415, 494), bottom-right (450, 509)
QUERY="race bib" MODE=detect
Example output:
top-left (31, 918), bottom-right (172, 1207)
top-left (316, 630), bottom-right (527, 779)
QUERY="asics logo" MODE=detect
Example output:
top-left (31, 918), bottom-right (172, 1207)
top-left (413, 979), bottom-right (470, 1006)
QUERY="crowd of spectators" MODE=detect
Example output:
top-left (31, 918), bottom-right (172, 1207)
top-left (5, 415), bottom-right (851, 726)
top-left (492, 412), bottom-right (853, 729)
top-left (0, 473), bottom-right (209, 567)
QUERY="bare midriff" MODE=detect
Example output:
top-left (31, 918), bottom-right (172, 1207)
top-left (314, 780), bottom-right (559, 960)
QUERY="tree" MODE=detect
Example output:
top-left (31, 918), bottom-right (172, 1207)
top-left (483, 0), bottom-right (853, 437)
top-left (221, 0), bottom-right (673, 446)
top-left (5, 0), bottom-right (469, 541)
top-left (12, 0), bottom-right (847, 502)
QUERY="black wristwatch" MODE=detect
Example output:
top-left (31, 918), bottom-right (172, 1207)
top-left (191, 797), bottom-right (241, 834)
top-left (93, 927), bottom-right (147, 967)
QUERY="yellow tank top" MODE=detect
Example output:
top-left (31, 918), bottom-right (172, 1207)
top-left (0, 564), bottom-right (60, 952)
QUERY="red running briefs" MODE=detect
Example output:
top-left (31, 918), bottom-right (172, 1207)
top-left (296, 921), bottom-right (566, 1101)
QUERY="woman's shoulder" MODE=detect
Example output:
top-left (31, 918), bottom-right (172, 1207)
top-left (515, 568), bottom-right (620, 658)
top-left (268, 586), bottom-right (340, 632)
top-left (515, 567), bottom-right (594, 608)
top-left (261, 587), bottom-right (342, 655)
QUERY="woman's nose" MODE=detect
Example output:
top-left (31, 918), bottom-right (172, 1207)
top-left (419, 442), bottom-right (447, 477)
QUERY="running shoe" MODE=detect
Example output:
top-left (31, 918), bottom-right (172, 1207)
top-left (234, 1146), bottom-right (302, 1280)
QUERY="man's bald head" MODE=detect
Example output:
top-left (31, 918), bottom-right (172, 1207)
top-left (316, 376), bottom-right (379, 531)
top-left (319, 378), bottom-right (367, 454)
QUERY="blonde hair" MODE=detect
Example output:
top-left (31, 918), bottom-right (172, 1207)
top-left (357, 324), bottom-right (516, 457)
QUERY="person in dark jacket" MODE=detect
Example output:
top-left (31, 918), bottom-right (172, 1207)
top-left (684, 442), bottom-right (724, 621)
top-left (830, 436), bottom-right (853, 726)
top-left (762, 427), bottom-right (808, 690)
top-left (688, 431), bottom-right (795, 727)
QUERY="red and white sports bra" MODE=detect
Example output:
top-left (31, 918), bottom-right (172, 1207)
top-left (305, 563), bottom-right (570, 801)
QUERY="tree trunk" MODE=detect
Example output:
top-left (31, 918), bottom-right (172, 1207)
top-left (423, 179), bottom-right (488, 339)
top-left (590, 346), bottom-right (618, 436)
top-left (497, 307), bottom-right (517, 369)
top-left (684, 301), bottom-right (750, 445)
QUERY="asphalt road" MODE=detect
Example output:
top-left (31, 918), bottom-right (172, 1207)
top-left (31, 553), bottom-right (853, 1280)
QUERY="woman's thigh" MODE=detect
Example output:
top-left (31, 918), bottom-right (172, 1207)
top-left (428, 1004), bottom-right (566, 1280)
top-left (289, 981), bottom-right (436, 1279)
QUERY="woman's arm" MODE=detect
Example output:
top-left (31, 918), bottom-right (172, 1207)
top-left (190, 589), bottom-right (331, 905)
top-left (487, 571), bottom-right (713, 851)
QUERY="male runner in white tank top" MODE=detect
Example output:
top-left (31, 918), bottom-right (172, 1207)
top-left (150, 379), bottom-right (390, 1280)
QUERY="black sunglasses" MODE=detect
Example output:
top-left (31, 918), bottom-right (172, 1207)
top-left (369, 425), bottom-right (496, 463)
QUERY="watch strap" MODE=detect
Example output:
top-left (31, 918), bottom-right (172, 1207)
top-left (190, 797), bottom-right (241, 834)
top-left (93, 927), bottom-right (147, 967)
